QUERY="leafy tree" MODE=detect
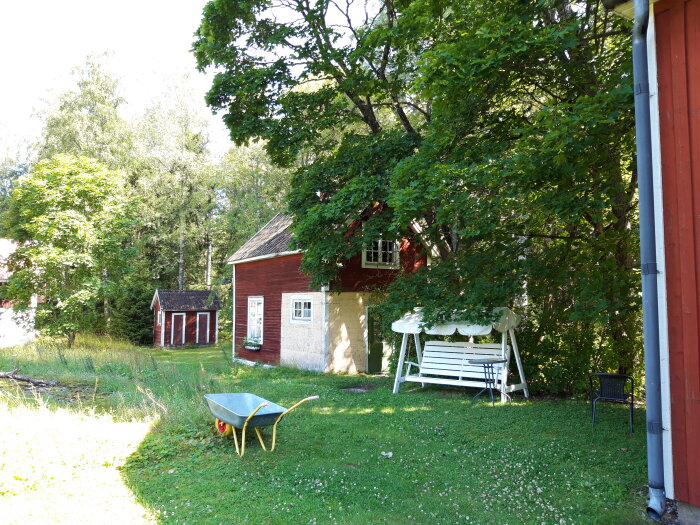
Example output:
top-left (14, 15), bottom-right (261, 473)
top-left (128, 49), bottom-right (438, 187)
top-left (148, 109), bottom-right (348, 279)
top-left (193, 0), bottom-right (428, 165)
top-left (3, 155), bottom-right (131, 346)
top-left (0, 144), bottom-right (30, 231)
top-left (196, 0), bottom-right (639, 392)
top-left (214, 143), bottom-right (291, 265)
top-left (388, 0), bottom-right (638, 385)
top-left (36, 55), bottom-right (134, 170)
top-left (129, 89), bottom-right (217, 290)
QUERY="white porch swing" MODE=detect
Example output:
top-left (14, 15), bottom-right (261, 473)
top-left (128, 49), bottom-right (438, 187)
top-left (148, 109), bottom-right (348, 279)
top-left (391, 307), bottom-right (529, 402)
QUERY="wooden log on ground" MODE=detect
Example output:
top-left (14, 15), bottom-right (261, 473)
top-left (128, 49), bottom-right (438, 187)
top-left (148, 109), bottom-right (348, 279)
top-left (0, 369), bottom-right (58, 387)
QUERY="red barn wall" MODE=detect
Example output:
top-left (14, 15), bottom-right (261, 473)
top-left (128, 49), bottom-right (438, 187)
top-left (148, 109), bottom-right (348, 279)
top-left (234, 254), bottom-right (312, 363)
top-left (158, 310), bottom-right (218, 346)
top-left (334, 237), bottom-right (427, 292)
top-left (655, 0), bottom-right (700, 506)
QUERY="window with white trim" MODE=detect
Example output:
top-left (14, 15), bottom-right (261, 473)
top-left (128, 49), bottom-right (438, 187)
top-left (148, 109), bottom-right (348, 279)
top-left (362, 240), bottom-right (399, 269)
top-left (247, 296), bottom-right (264, 343)
top-left (291, 296), bottom-right (312, 323)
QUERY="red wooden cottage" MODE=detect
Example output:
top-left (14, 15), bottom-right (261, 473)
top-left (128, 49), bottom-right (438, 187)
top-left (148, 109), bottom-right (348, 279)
top-left (228, 214), bottom-right (427, 373)
top-left (151, 289), bottom-right (221, 347)
top-left (606, 0), bottom-right (700, 519)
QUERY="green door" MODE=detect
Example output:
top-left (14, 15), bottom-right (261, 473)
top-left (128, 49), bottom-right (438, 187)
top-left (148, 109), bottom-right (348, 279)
top-left (367, 310), bottom-right (384, 373)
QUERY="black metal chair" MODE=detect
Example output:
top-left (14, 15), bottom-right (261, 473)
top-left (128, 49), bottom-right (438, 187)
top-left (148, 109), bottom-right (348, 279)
top-left (589, 373), bottom-right (634, 432)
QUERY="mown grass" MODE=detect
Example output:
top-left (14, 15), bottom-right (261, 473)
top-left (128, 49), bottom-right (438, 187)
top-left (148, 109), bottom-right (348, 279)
top-left (0, 337), bottom-right (653, 524)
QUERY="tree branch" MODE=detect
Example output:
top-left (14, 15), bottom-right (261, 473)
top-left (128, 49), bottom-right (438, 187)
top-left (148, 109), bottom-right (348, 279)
top-left (0, 369), bottom-right (59, 387)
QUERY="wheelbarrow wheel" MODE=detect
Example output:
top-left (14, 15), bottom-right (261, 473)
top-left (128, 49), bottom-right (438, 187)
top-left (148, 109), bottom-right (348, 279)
top-left (215, 418), bottom-right (233, 436)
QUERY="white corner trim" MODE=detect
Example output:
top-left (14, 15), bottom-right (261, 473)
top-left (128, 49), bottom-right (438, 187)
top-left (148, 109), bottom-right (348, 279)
top-left (648, 9), bottom-right (674, 500)
top-left (364, 306), bottom-right (370, 372)
top-left (149, 290), bottom-right (160, 310)
top-left (321, 285), bottom-right (330, 372)
top-left (231, 265), bottom-right (236, 359)
top-left (215, 310), bottom-right (219, 345)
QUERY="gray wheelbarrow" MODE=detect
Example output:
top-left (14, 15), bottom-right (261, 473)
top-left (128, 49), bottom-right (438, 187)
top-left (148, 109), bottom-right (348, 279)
top-left (204, 392), bottom-right (318, 457)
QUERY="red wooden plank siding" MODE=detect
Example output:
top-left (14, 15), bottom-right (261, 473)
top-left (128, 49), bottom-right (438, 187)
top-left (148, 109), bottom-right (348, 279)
top-left (185, 312), bottom-right (197, 344)
top-left (234, 254), bottom-right (312, 363)
top-left (158, 310), bottom-right (217, 346)
top-left (334, 237), bottom-right (427, 291)
top-left (209, 311), bottom-right (217, 344)
top-left (656, 0), bottom-right (700, 505)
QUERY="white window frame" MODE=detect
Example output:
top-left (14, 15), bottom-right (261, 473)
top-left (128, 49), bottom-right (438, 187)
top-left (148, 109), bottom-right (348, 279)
top-left (362, 239), bottom-right (400, 269)
top-left (247, 296), bottom-right (264, 344)
top-left (170, 313), bottom-right (186, 346)
top-left (290, 295), bottom-right (313, 323)
top-left (196, 312), bottom-right (211, 344)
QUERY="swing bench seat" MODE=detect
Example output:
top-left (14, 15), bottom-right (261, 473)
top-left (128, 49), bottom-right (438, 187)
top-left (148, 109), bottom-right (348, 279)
top-left (398, 341), bottom-right (511, 394)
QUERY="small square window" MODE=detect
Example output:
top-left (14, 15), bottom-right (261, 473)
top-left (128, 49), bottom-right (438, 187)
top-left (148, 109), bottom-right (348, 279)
top-left (362, 240), bottom-right (399, 269)
top-left (291, 297), bottom-right (312, 322)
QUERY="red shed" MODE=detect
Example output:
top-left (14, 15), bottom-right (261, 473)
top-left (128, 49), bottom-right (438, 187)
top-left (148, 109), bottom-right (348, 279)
top-left (608, 0), bottom-right (700, 518)
top-left (151, 289), bottom-right (221, 347)
top-left (228, 214), bottom-right (427, 372)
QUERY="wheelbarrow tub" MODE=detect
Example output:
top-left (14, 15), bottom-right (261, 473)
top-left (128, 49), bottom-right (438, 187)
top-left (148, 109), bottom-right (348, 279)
top-left (204, 393), bottom-right (286, 428)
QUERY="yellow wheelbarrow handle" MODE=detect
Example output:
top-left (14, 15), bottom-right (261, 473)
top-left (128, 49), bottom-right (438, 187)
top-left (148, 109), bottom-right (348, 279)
top-left (270, 396), bottom-right (319, 452)
top-left (232, 401), bottom-right (269, 457)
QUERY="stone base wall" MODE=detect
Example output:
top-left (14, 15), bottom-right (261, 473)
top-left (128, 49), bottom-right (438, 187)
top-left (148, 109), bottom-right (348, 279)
top-left (279, 292), bottom-right (326, 372)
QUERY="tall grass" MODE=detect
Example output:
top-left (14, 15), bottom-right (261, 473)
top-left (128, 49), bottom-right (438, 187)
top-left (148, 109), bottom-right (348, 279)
top-left (0, 336), bottom-right (233, 422)
top-left (0, 336), bottom-right (653, 524)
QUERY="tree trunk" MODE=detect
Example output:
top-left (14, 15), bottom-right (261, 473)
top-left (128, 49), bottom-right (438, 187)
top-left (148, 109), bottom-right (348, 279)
top-left (0, 369), bottom-right (58, 387)
top-left (178, 224), bottom-right (185, 291)
top-left (102, 267), bottom-right (110, 329)
top-left (205, 234), bottom-right (213, 288)
top-left (67, 331), bottom-right (76, 349)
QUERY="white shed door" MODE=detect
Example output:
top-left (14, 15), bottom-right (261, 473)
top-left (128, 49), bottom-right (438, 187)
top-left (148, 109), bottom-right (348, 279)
top-left (247, 297), bottom-right (264, 344)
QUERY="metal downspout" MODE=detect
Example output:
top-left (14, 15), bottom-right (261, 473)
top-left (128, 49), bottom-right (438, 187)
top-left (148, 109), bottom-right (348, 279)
top-left (632, 0), bottom-right (666, 519)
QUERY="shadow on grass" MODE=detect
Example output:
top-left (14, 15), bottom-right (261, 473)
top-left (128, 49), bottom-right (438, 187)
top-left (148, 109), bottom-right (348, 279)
top-left (120, 368), bottom-right (654, 525)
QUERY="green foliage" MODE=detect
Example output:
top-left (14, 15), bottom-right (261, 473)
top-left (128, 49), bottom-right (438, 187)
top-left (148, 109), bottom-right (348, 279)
top-left (36, 55), bottom-right (134, 170)
top-left (0, 147), bottom-right (30, 229)
top-left (22, 66), bottom-right (290, 344)
top-left (2, 155), bottom-right (131, 345)
top-left (197, 0), bottom-right (640, 392)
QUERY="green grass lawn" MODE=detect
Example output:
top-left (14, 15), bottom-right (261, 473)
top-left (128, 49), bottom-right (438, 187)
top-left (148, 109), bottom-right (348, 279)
top-left (0, 338), bottom-right (653, 524)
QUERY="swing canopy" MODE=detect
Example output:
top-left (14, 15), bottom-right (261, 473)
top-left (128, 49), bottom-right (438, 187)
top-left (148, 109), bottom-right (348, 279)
top-left (390, 307), bottom-right (529, 400)
top-left (391, 307), bottom-right (520, 336)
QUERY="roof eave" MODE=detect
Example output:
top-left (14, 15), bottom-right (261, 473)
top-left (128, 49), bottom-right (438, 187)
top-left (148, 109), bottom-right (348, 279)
top-left (228, 249), bottom-right (303, 266)
top-left (150, 289), bottom-right (160, 310)
top-left (604, 0), bottom-right (660, 20)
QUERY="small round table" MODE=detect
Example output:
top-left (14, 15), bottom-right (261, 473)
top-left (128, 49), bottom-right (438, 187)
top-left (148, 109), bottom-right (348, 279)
top-left (467, 358), bottom-right (507, 406)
